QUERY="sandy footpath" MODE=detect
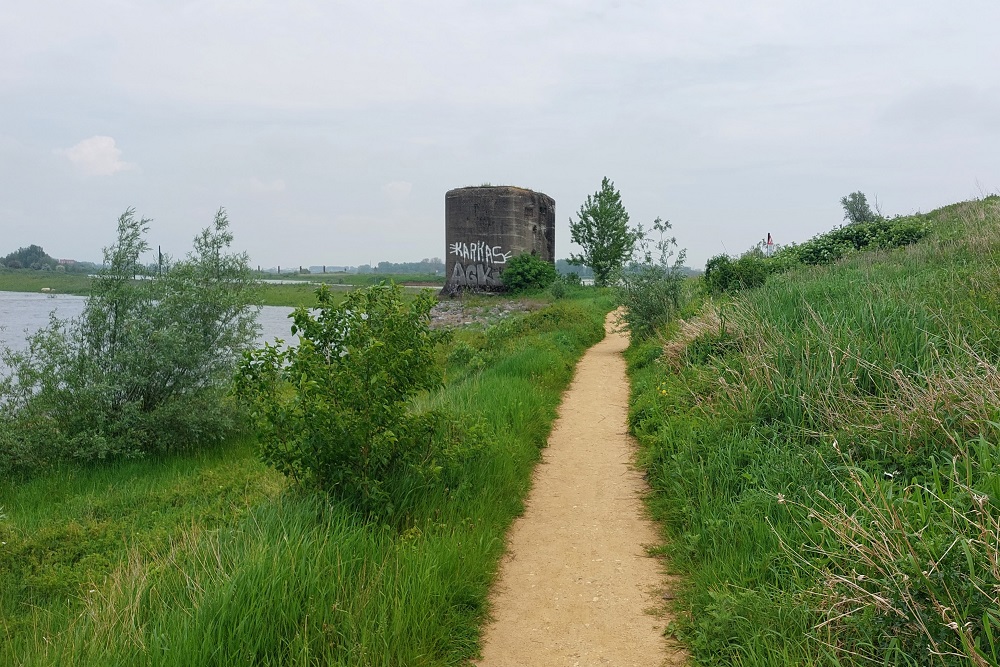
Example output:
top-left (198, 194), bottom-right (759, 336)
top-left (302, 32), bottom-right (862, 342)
top-left (476, 311), bottom-right (685, 667)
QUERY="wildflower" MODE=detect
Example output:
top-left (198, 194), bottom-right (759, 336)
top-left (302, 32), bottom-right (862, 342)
top-left (776, 493), bottom-right (786, 504)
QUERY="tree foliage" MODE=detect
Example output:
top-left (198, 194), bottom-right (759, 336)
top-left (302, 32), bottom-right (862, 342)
top-left (841, 191), bottom-right (880, 225)
top-left (501, 252), bottom-right (557, 292)
top-left (236, 283), bottom-right (460, 515)
top-left (568, 177), bottom-right (642, 286)
top-left (0, 208), bottom-right (261, 474)
top-left (616, 217), bottom-right (689, 339)
top-left (2, 245), bottom-right (55, 270)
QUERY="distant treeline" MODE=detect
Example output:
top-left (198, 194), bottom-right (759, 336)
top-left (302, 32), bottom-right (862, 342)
top-left (0, 245), bottom-right (98, 273)
top-left (357, 258), bottom-right (445, 274)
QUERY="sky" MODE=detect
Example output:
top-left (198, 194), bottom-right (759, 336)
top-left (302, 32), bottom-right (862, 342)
top-left (2, 1), bottom-right (999, 270)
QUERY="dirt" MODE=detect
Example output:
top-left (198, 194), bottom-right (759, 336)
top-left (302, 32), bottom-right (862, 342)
top-left (475, 311), bottom-right (686, 667)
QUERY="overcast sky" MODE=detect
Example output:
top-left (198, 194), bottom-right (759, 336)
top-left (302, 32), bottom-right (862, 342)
top-left (2, 1), bottom-right (999, 269)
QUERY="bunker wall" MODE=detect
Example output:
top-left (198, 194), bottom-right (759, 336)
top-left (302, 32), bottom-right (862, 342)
top-left (444, 186), bottom-right (555, 293)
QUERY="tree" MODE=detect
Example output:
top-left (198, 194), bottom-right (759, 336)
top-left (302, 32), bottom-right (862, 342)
top-left (2, 244), bottom-right (55, 270)
top-left (616, 217), bottom-right (688, 338)
top-left (568, 177), bottom-right (642, 286)
top-left (840, 191), bottom-right (879, 225)
top-left (235, 283), bottom-right (450, 513)
top-left (0, 208), bottom-right (261, 473)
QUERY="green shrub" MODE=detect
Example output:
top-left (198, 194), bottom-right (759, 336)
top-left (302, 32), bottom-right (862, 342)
top-left (236, 283), bottom-right (466, 516)
top-left (0, 209), bottom-right (260, 475)
top-left (706, 215), bottom-right (931, 295)
top-left (617, 217), bottom-right (689, 338)
top-left (500, 253), bottom-right (557, 292)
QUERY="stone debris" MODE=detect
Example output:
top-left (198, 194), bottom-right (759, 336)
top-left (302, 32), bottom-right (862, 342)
top-left (429, 298), bottom-right (538, 329)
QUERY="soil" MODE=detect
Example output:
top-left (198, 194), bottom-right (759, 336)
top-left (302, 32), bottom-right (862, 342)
top-left (475, 311), bottom-right (686, 667)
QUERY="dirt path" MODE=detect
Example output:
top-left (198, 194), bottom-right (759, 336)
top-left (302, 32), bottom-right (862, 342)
top-left (476, 312), bottom-right (685, 667)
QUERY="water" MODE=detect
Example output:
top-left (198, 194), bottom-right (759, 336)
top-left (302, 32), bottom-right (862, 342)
top-left (0, 291), bottom-right (297, 355)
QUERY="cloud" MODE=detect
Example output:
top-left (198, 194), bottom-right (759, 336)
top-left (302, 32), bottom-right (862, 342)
top-left (381, 181), bottom-right (413, 203)
top-left (59, 136), bottom-right (134, 176)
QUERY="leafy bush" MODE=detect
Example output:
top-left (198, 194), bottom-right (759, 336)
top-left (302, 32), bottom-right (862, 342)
top-left (236, 283), bottom-right (466, 515)
top-left (706, 214), bottom-right (930, 295)
top-left (562, 272), bottom-right (582, 286)
top-left (501, 253), bottom-right (557, 292)
top-left (704, 249), bottom-right (781, 294)
top-left (0, 209), bottom-right (261, 475)
top-left (616, 217), bottom-right (689, 339)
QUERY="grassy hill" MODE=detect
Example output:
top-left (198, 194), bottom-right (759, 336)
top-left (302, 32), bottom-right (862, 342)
top-left (628, 197), bottom-right (1000, 665)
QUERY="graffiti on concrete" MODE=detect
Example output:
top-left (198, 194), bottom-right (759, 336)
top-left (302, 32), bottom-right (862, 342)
top-left (449, 241), bottom-right (512, 265)
top-left (450, 262), bottom-right (502, 287)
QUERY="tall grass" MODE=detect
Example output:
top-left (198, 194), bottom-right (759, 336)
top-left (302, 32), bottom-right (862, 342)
top-left (2, 291), bottom-right (612, 666)
top-left (628, 197), bottom-right (1000, 665)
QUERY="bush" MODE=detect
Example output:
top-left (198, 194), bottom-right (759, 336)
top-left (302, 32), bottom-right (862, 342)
top-left (236, 283), bottom-right (464, 515)
top-left (501, 253), bottom-right (557, 292)
top-left (706, 215), bottom-right (931, 295)
top-left (0, 209), bottom-right (261, 475)
top-left (617, 217), bottom-right (689, 339)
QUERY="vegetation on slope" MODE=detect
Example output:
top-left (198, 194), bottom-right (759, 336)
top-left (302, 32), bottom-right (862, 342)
top-left (627, 197), bottom-right (1000, 665)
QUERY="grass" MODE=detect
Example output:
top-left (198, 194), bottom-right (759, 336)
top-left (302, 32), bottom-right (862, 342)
top-left (0, 271), bottom-right (92, 295)
top-left (1, 289), bottom-right (613, 666)
top-left (627, 197), bottom-right (1000, 665)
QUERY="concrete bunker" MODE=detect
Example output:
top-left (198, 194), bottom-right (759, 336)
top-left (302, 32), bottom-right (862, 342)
top-left (443, 186), bottom-right (555, 294)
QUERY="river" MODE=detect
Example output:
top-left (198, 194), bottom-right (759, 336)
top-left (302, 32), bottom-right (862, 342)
top-left (0, 291), bottom-right (297, 356)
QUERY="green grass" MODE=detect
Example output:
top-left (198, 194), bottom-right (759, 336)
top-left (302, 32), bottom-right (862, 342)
top-left (627, 197), bottom-right (1000, 665)
top-left (0, 271), bottom-right (92, 295)
top-left (1, 291), bottom-right (613, 666)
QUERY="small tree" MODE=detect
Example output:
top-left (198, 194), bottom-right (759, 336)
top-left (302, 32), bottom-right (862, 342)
top-left (235, 283), bottom-right (446, 513)
top-left (501, 253), bottom-right (557, 292)
top-left (569, 177), bottom-right (642, 286)
top-left (841, 191), bottom-right (879, 225)
top-left (0, 208), bottom-right (261, 471)
top-left (616, 217), bottom-right (688, 339)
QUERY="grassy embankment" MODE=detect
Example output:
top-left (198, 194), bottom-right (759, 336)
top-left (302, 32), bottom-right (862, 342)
top-left (628, 198), bottom-right (1000, 665)
top-left (0, 271), bottom-right (92, 296)
top-left (0, 288), bottom-right (612, 666)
